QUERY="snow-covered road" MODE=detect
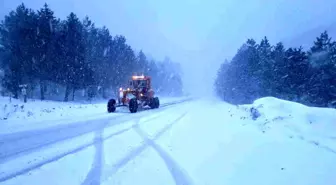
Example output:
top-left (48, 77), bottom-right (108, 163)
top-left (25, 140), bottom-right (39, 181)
top-left (1, 98), bottom-right (336, 185)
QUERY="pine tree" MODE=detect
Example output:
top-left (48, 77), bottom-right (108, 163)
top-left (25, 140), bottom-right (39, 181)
top-left (96, 26), bottom-right (112, 98)
top-left (308, 31), bottom-right (336, 107)
top-left (257, 36), bottom-right (273, 96)
top-left (136, 50), bottom-right (149, 75)
top-left (36, 3), bottom-right (58, 100)
top-left (309, 31), bottom-right (332, 67)
top-left (62, 12), bottom-right (86, 101)
top-left (82, 16), bottom-right (97, 99)
top-left (0, 3), bottom-right (38, 98)
top-left (0, 3), bottom-right (183, 101)
top-left (271, 42), bottom-right (286, 98)
top-left (285, 47), bottom-right (309, 101)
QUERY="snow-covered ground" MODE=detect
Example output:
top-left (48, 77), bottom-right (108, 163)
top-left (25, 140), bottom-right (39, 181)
top-left (240, 97), bottom-right (336, 153)
top-left (1, 97), bottom-right (336, 185)
top-left (0, 96), bottom-right (190, 134)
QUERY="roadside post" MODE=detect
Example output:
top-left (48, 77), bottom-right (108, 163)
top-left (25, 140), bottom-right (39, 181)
top-left (19, 84), bottom-right (28, 103)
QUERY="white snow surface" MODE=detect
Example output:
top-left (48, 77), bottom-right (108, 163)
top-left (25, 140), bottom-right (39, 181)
top-left (241, 96), bottom-right (336, 153)
top-left (0, 96), bottom-right (189, 134)
top-left (1, 97), bottom-right (336, 185)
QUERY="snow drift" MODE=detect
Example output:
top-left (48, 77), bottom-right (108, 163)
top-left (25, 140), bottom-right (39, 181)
top-left (241, 97), bottom-right (336, 153)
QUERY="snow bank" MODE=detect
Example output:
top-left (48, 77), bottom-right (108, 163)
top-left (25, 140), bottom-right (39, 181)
top-left (0, 96), bottom-right (190, 134)
top-left (0, 96), bottom-right (188, 121)
top-left (1, 99), bottom-right (335, 185)
top-left (156, 100), bottom-right (336, 185)
top-left (241, 97), bottom-right (336, 152)
top-left (0, 97), bottom-right (112, 123)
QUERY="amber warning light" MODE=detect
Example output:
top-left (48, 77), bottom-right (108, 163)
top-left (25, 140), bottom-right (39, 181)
top-left (132, 75), bottom-right (145, 80)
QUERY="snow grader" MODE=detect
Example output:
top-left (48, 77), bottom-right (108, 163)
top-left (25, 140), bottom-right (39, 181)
top-left (107, 75), bottom-right (160, 113)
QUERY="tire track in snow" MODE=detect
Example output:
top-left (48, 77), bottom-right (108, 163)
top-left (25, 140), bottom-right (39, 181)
top-left (0, 112), bottom-right (175, 183)
top-left (81, 128), bottom-right (104, 185)
top-left (0, 98), bottom-right (193, 142)
top-left (0, 100), bottom-right (193, 183)
top-left (0, 99), bottom-right (191, 163)
top-left (98, 112), bottom-right (190, 184)
top-left (79, 111), bottom-right (178, 185)
top-left (133, 123), bottom-right (194, 185)
top-left (0, 128), bottom-right (130, 183)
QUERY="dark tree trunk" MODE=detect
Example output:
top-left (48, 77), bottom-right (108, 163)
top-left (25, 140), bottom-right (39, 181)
top-left (72, 88), bottom-right (76, 101)
top-left (40, 80), bottom-right (45, 100)
top-left (102, 87), bottom-right (107, 99)
top-left (13, 91), bottom-right (18, 99)
top-left (64, 84), bottom-right (70, 102)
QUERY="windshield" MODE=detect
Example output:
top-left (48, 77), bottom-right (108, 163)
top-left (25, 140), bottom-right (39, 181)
top-left (132, 80), bottom-right (147, 88)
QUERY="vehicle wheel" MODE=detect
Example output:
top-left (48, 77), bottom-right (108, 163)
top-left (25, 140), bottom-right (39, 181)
top-left (107, 99), bottom-right (116, 113)
top-left (149, 98), bottom-right (156, 109)
top-left (154, 97), bottom-right (160, 108)
top-left (129, 98), bottom-right (138, 113)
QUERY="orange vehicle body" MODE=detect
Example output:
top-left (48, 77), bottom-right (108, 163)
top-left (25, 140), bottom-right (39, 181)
top-left (118, 75), bottom-right (154, 105)
top-left (107, 75), bottom-right (160, 113)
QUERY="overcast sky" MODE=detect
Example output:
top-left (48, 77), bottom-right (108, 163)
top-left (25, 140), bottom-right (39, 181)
top-left (1, 0), bottom-right (336, 95)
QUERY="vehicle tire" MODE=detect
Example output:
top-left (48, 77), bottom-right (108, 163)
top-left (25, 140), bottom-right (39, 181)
top-left (149, 98), bottom-right (156, 109)
top-left (107, 99), bottom-right (116, 113)
top-left (154, 97), bottom-right (160, 108)
top-left (129, 98), bottom-right (138, 113)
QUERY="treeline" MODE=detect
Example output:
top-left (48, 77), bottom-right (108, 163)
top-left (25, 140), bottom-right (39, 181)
top-left (0, 3), bottom-right (183, 101)
top-left (215, 31), bottom-right (336, 108)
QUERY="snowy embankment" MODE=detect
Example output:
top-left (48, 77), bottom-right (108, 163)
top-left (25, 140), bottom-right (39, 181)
top-left (0, 96), bottom-right (190, 134)
top-left (1, 98), bottom-right (336, 185)
top-left (240, 97), bottom-right (336, 153)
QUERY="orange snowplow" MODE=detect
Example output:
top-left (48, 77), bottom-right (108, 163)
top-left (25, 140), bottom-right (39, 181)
top-left (107, 75), bottom-right (160, 113)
